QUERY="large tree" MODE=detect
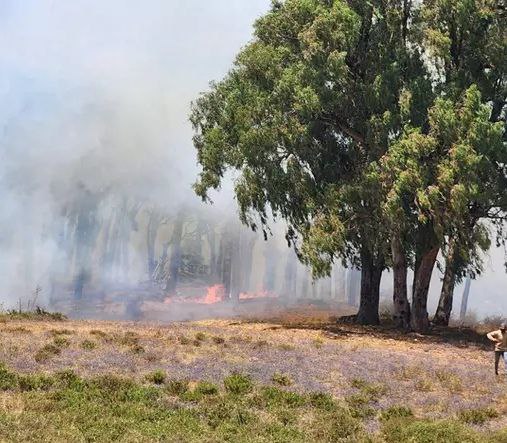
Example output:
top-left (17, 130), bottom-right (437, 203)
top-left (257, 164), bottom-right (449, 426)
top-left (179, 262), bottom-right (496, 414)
top-left (382, 86), bottom-right (505, 331)
top-left (191, 0), bottom-right (427, 324)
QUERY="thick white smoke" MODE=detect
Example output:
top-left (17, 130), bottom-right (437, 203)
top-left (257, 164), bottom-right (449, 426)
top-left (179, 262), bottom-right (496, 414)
top-left (0, 0), bottom-right (271, 307)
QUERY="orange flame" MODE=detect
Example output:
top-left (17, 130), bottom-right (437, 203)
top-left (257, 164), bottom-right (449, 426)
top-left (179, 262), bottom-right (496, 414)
top-left (201, 284), bottom-right (225, 304)
top-left (164, 284), bottom-right (225, 305)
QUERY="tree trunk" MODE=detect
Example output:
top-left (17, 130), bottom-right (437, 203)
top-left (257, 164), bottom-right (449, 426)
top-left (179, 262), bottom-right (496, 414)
top-left (207, 227), bottom-right (217, 282)
top-left (391, 236), bottom-right (411, 330)
top-left (165, 214), bottom-right (184, 295)
top-left (411, 243), bottom-right (439, 332)
top-left (460, 276), bottom-right (472, 320)
top-left (356, 250), bottom-right (383, 325)
top-left (433, 240), bottom-right (458, 326)
top-left (146, 213), bottom-right (159, 279)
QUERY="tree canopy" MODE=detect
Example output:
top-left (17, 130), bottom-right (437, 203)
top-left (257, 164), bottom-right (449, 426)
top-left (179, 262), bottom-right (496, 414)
top-left (191, 0), bottom-right (507, 331)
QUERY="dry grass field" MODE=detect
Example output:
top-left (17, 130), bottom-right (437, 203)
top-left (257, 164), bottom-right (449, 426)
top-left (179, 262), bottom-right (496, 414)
top-left (0, 307), bottom-right (506, 442)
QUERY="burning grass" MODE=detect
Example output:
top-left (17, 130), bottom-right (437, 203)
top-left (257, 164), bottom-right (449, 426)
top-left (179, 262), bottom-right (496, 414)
top-left (0, 315), bottom-right (506, 441)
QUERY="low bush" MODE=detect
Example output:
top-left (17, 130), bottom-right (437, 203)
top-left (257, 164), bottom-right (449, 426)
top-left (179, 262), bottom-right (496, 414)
top-left (165, 379), bottom-right (189, 396)
top-left (224, 373), bottom-right (254, 395)
top-left (458, 407), bottom-right (499, 425)
top-left (35, 343), bottom-right (61, 362)
top-left (380, 405), bottom-right (414, 421)
top-left (145, 370), bottom-right (166, 385)
top-left (80, 340), bottom-right (97, 350)
top-left (271, 372), bottom-right (293, 387)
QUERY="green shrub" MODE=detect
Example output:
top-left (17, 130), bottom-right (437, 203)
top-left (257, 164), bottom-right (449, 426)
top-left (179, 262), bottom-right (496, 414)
top-left (181, 381), bottom-right (219, 402)
top-left (345, 393), bottom-right (376, 418)
top-left (89, 329), bottom-right (109, 340)
top-left (50, 329), bottom-right (73, 336)
top-left (35, 343), bottom-right (61, 362)
top-left (271, 372), bottom-right (293, 386)
top-left (308, 392), bottom-right (336, 411)
top-left (117, 331), bottom-right (139, 347)
top-left (224, 373), bottom-right (254, 395)
top-left (212, 336), bottom-right (225, 344)
top-left (415, 378), bottom-right (434, 392)
top-left (458, 407), bottom-right (499, 425)
top-left (380, 405), bottom-right (414, 421)
top-left (313, 338), bottom-right (324, 349)
top-left (178, 335), bottom-right (191, 345)
top-left (145, 370), bottom-right (166, 385)
top-left (0, 364), bottom-right (17, 390)
top-left (89, 374), bottom-right (135, 392)
top-left (80, 340), bottom-right (97, 350)
top-left (3, 326), bottom-right (30, 334)
top-left (203, 398), bottom-right (254, 429)
top-left (53, 336), bottom-right (70, 348)
top-left (129, 343), bottom-right (145, 354)
top-left (165, 379), bottom-right (189, 396)
top-left (196, 381), bottom-right (218, 396)
top-left (382, 418), bottom-right (479, 443)
top-left (195, 332), bottom-right (207, 341)
top-left (17, 373), bottom-right (55, 391)
top-left (435, 370), bottom-right (463, 393)
top-left (260, 386), bottom-right (306, 408)
top-left (310, 407), bottom-right (363, 441)
top-left (55, 369), bottom-right (83, 389)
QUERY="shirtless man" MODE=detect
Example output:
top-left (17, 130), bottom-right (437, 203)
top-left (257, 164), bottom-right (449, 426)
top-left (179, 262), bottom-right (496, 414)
top-left (487, 322), bottom-right (507, 375)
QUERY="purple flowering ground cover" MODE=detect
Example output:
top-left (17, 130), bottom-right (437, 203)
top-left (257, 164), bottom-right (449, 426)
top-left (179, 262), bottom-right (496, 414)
top-left (1, 315), bottom-right (506, 432)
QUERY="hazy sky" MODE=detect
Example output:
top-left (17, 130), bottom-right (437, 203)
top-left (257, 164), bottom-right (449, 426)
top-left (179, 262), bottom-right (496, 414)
top-left (0, 0), bottom-right (271, 186)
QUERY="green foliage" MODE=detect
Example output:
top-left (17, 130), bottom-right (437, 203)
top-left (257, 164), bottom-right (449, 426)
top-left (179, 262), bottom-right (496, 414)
top-left (178, 335), bottom-right (191, 345)
top-left (53, 336), bottom-right (70, 348)
top-left (17, 374), bottom-right (55, 392)
top-left (49, 329), bottom-right (73, 336)
top-left (0, 364), bottom-right (503, 442)
top-left (382, 418), bottom-right (481, 443)
top-left (191, 0), bottom-right (429, 280)
top-left (458, 407), bottom-right (499, 425)
top-left (181, 381), bottom-right (219, 402)
top-left (165, 379), bottom-right (189, 396)
top-left (145, 370), bottom-right (166, 385)
top-left (0, 308), bottom-right (66, 322)
top-left (212, 335), bottom-right (225, 344)
top-left (435, 369), bottom-right (463, 393)
top-left (191, 0), bottom-right (507, 328)
top-left (224, 373), bottom-right (254, 395)
top-left (195, 332), bottom-right (207, 342)
top-left (380, 405), bottom-right (414, 421)
top-left (89, 329), bottom-right (109, 340)
top-left (0, 364), bottom-right (18, 390)
top-left (34, 344), bottom-right (61, 363)
top-left (80, 340), bottom-right (97, 350)
top-left (271, 372), bottom-right (293, 386)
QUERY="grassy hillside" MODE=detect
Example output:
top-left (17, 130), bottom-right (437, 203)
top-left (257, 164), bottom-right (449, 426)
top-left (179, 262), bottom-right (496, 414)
top-left (0, 311), bottom-right (506, 442)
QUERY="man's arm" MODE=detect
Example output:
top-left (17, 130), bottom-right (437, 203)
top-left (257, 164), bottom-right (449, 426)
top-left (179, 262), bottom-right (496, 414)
top-left (487, 330), bottom-right (500, 342)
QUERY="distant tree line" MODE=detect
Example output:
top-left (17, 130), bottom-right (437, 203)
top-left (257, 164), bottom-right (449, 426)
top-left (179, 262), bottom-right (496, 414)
top-left (190, 0), bottom-right (507, 331)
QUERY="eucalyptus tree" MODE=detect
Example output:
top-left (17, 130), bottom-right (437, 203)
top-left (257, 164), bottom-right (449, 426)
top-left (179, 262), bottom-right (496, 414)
top-left (419, 0), bottom-right (507, 327)
top-left (382, 86), bottom-right (505, 330)
top-left (191, 0), bottom-right (427, 324)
